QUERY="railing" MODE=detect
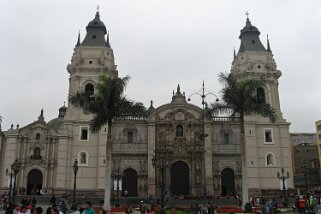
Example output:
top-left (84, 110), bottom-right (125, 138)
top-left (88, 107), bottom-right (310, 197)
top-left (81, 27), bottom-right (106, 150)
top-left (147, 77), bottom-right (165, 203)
top-left (212, 144), bottom-right (240, 154)
top-left (212, 117), bottom-right (240, 123)
top-left (112, 143), bottom-right (148, 153)
top-left (115, 115), bottom-right (147, 120)
top-left (30, 155), bottom-right (42, 160)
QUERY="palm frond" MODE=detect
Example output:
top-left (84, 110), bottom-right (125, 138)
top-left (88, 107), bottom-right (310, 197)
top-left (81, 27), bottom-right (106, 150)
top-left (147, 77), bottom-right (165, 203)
top-left (245, 101), bottom-right (277, 122)
top-left (69, 92), bottom-right (94, 111)
top-left (209, 72), bottom-right (277, 124)
top-left (90, 112), bottom-right (109, 133)
top-left (70, 74), bottom-right (146, 133)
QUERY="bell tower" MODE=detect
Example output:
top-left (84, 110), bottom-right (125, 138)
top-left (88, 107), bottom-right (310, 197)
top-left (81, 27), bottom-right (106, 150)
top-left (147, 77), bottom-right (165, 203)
top-left (230, 15), bottom-right (293, 196)
top-left (66, 9), bottom-right (118, 120)
top-left (231, 15), bottom-right (283, 121)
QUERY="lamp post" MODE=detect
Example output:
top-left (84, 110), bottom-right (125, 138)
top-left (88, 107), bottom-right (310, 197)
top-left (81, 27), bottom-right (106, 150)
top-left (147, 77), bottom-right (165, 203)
top-left (11, 159), bottom-right (21, 205)
top-left (187, 80), bottom-right (218, 195)
top-left (187, 80), bottom-right (219, 141)
top-left (71, 159), bottom-right (79, 210)
top-left (277, 168), bottom-right (289, 204)
top-left (112, 166), bottom-right (123, 206)
top-left (301, 160), bottom-right (310, 197)
top-left (152, 147), bottom-right (172, 214)
top-left (5, 167), bottom-right (13, 203)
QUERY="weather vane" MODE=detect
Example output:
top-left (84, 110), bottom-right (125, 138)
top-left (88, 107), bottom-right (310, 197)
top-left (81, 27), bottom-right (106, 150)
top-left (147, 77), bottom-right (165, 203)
top-left (97, 5), bottom-right (100, 13)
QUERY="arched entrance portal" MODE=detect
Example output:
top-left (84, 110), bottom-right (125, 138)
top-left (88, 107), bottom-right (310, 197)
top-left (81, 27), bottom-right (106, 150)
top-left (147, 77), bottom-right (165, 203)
top-left (171, 161), bottom-right (189, 196)
top-left (221, 168), bottom-right (235, 196)
top-left (122, 168), bottom-right (138, 197)
top-left (27, 169), bottom-right (43, 195)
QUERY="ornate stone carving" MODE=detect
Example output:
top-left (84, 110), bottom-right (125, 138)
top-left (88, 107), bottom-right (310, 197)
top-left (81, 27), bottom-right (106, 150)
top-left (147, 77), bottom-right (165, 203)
top-left (175, 112), bottom-right (185, 121)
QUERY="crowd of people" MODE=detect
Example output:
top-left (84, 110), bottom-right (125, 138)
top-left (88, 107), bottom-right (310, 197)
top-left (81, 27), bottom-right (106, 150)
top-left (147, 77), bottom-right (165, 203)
top-left (246, 194), bottom-right (321, 214)
top-left (1, 198), bottom-right (103, 214)
top-left (293, 195), bottom-right (320, 214)
top-left (2, 192), bottom-right (321, 214)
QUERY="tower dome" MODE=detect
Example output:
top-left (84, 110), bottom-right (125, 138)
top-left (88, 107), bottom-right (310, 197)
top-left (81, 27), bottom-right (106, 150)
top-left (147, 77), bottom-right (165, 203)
top-left (238, 17), bottom-right (266, 53)
top-left (81, 11), bottom-right (108, 47)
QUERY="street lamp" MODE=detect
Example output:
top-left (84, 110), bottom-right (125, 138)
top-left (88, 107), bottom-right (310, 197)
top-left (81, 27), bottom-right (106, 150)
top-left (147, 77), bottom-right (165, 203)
top-left (187, 80), bottom-right (218, 195)
top-left (71, 159), bottom-right (79, 210)
top-left (301, 160), bottom-right (310, 197)
top-left (112, 166), bottom-right (123, 206)
top-left (11, 159), bottom-right (21, 205)
top-left (187, 81), bottom-right (219, 139)
top-left (5, 167), bottom-right (13, 203)
top-left (152, 148), bottom-right (173, 214)
top-left (277, 168), bottom-right (290, 204)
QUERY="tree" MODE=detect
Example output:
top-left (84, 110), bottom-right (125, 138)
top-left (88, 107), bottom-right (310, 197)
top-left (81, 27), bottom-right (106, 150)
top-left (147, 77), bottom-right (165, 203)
top-left (69, 75), bottom-right (147, 210)
top-left (207, 72), bottom-right (276, 208)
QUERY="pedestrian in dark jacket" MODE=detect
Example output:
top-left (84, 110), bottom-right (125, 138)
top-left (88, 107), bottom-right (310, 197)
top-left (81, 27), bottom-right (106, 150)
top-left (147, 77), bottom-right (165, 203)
top-left (5, 202), bottom-right (14, 214)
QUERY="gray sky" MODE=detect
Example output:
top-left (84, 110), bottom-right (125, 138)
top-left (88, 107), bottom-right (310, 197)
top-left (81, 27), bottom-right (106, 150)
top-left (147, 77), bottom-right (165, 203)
top-left (0, 0), bottom-right (320, 133)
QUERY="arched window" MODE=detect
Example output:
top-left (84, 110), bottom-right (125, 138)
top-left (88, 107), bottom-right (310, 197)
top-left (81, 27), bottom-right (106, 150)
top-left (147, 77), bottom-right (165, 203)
top-left (176, 125), bottom-right (183, 137)
top-left (257, 87), bottom-right (266, 104)
top-left (266, 153), bottom-right (275, 166)
top-left (85, 83), bottom-right (94, 96)
top-left (78, 151), bottom-right (89, 166)
top-left (33, 147), bottom-right (41, 160)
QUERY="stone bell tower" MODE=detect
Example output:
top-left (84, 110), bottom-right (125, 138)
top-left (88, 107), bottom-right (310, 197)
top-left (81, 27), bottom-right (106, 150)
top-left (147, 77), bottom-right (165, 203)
top-left (66, 9), bottom-right (118, 120)
top-left (231, 15), bottom-right (283, 121)
top-left (230, 15), bottom-right (293, 196)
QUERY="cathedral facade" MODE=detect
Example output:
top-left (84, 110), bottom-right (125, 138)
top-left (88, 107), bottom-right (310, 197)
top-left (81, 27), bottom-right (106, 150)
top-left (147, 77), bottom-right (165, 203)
top-left (0, 11), bottom-right (293, 199)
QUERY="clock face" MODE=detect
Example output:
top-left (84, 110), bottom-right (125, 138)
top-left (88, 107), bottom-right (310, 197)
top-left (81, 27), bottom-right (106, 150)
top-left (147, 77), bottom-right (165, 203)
top-left (175, 112), bottom-right (185, 121)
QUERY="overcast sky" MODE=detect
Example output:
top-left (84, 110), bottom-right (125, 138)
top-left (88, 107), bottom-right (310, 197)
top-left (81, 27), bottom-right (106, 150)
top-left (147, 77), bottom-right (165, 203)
top-left (0, 0), bottom-right (320, 133)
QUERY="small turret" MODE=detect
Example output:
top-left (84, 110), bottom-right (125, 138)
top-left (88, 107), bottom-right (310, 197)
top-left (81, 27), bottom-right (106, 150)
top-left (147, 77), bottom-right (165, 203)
top-left (267, 34), bottom-right (272, 52)
top-left (38, 109), bottom-right (44, 121)
top-left (58, 102), bottom-right (67, 118)
top-left (172, 84), bottom-right (187, 104)
top-left (148, 100), bottom-right (155, 114)
top-left (76, 31), bottom-right (81, 47)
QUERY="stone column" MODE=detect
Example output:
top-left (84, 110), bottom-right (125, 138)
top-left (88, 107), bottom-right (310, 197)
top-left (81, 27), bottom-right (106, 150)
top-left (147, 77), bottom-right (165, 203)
top-left (204, 123), bottom-right (214, 195)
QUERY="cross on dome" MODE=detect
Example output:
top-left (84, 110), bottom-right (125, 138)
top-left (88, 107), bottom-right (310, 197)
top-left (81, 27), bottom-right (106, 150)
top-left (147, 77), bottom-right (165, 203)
top-left (245, 11), bottom-right (249, 19)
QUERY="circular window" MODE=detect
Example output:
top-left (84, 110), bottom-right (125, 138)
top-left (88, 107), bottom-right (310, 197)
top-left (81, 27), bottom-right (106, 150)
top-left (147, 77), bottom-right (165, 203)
top-left (92, 35), bottom-right (96, 39)
top-left (258, 65), bottom-right (261, 69)
top-left (36, 133), bottom-right (40, 140)
top-left (89, 61), bottom-right (93, 64)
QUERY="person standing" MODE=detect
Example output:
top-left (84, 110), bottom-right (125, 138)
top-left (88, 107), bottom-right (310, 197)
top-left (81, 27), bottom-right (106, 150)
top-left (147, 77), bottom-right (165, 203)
top-left (124, 189), bottom-right (128, 197)
top-left (50, 195), bottom-right (56, 207)
top-left (32, 198), bottom-right (37, 208)
top-left (298, 196), bottom-right (306, 214)
top-left (18, 206), bottom-right (28, 214)
top-left (83, 201), bottom-right (95, 214)
top-left (4, 202), bottom-right (14, 214)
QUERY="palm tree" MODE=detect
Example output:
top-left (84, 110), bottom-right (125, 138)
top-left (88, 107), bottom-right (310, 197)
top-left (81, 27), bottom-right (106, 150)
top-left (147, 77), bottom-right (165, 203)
top-left (207, 72), bottom-right (276, 208)
top-left (70, 75), bottom-right (147, 210)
